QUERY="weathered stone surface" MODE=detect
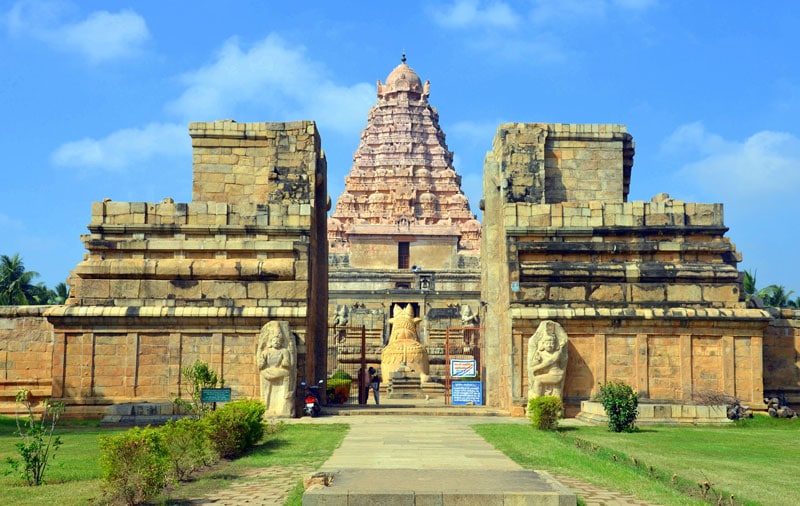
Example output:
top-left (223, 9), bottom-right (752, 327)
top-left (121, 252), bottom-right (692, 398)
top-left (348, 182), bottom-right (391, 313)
top-left (482, 122), bottom-right (773, 414)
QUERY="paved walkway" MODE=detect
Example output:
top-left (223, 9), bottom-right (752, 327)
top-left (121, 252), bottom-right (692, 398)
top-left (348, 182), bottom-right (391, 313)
top-left (188, 415), bottom-right (661, 505)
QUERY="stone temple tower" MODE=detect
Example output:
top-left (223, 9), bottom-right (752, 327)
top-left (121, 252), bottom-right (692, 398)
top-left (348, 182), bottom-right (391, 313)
top-left (327, 57), bottom-right (482, 384)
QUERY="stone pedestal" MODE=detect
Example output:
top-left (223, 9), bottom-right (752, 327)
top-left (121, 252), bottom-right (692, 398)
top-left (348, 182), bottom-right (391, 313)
top-left (387, 364), bottom-right (424, 399)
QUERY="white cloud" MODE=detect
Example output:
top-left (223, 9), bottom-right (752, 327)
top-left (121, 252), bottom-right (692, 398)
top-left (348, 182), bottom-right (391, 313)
top-left (166, 34), bottom-right (374, 135)
top-left (666, 122), bottom-right (800, 200)
top-left (51, 122), bottom-right (188, 171)
top-left (661, 121), bottom-right (730, 156)
top-left (51, 34), bottom-right (376, 172)
top-left (4, 1), bottom-right (149, 63)
top-left (428, 0), bottom-right (655, 63)
top-left (430, 0), bottom-right (520, 29)
top-left (60, 9), bottom-right (148, 64)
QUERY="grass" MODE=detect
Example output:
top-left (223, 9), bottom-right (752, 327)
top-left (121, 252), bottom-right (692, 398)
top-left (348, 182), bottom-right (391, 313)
top-left (0, 415), bottom-right (348, 505)
top-left (154, 423), bottom-right (348, 505)
top-left (0, 415), bottom-right (124, 505)
top-left (475, 415), bottom-right (800, 506)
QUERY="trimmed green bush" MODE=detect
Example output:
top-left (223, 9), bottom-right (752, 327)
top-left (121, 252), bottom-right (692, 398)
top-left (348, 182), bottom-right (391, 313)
top-left (99, 426), bottom-right (170, 505)
top-left (527, 396), bottom-right (563, 430)
top-left (203, 399), bottom-right (266, 458)
top-left (327, 371), bottom-right (353, 403)
top-left (330, 370), bottom-right (352, 380)
top-left (161, 417), bottom-right (217, 481)
top-left (595, 381), bottom-right (639, 433)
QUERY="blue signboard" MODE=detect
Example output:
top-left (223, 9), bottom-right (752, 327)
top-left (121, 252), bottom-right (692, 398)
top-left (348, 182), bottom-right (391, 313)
top-left (451, 381), bottom-right (483, 406)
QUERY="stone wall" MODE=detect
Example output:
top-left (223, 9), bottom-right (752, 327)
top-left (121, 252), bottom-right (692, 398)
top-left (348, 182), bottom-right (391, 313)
top-left (0, 307), bottom-right (54, 411)
top-left (492, 123), bottom-right (633, 205)
top-left (4, 120), bottom-right (329, 418)
top-left (482, 123), bottom-right (770, 413)
top-left (763, 309), bottom-right (800, 407)
top-left (509, 309), bottom-right (767, 415)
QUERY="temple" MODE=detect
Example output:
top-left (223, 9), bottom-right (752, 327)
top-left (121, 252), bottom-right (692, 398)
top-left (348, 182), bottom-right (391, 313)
top-left (326, 58), bottom-right (482, 389)
top-left (0, 57), bottom-right (798, 421)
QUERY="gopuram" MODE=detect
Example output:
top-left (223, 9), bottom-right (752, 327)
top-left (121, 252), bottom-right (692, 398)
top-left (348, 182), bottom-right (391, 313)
top-left (326, 57), bottom-right (482, 395)
top-left (0, 57), bottom-right (799, 420)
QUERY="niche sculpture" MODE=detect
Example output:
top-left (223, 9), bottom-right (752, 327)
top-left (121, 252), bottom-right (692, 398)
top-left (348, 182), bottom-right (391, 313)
top-left (256, 321), bottom-right (297, 418)
top-left (527, 320), bottom-right (568, 400)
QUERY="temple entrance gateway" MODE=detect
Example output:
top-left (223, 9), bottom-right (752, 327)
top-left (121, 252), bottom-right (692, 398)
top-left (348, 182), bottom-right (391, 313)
top-left (326, 56), bottom-right (483, 410)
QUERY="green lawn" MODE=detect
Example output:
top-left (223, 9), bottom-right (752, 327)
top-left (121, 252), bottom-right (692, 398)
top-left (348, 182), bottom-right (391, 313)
top-left (0, 416), bottom-right (123, 505)
top-left (153, 423), bottom-right (348, 505)
top-left (0, 416), bottom-right (348, 505)
top-left (5, 412), bottom-right (796, 506)
top-left (475, 416), bottom-right (800, 506)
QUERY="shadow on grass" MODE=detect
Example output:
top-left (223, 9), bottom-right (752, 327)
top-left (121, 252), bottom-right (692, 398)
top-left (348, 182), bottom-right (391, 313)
top-left (252, 436), bottom-right (291, 453)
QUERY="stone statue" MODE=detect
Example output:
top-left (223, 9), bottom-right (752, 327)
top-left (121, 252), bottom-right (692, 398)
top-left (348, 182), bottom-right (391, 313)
top-left (460, 304), bottom-right (479, 327)
top-left (380, 304), bottom-right (430, 382)
top-left (527, 320), bottom-right (568, 400)
top-left (256, 321), bottom-right (296, 418)
top-left (332, 304), bottom-right (349, 327)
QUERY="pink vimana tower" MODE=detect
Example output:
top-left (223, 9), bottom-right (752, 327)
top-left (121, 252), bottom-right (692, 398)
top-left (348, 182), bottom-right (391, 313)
top-left (328, 56), bottom-right (481, 262)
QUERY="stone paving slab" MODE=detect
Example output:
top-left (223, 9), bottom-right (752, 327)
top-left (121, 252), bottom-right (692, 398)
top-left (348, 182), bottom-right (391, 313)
top-left (303, 469), bottom-right (575, 506)
top-left (185, 415), bottom-right (663, 506)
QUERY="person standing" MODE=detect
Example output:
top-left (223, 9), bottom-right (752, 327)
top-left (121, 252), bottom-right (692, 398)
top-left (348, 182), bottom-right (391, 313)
top-left (366, 366), bottom-right (381, 405)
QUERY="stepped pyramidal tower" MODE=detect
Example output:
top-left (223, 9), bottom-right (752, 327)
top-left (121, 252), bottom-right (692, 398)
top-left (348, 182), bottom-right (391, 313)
top-left (327, 57), bottom-right (483, 386)
top-left (328, 56), bottom-right (481, 255)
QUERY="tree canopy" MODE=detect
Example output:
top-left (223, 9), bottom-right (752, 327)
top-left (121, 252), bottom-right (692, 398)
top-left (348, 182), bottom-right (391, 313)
top-left (743, 269), bottom-right (799, 309)
top-left (0, 253), bottom-right (66, 305)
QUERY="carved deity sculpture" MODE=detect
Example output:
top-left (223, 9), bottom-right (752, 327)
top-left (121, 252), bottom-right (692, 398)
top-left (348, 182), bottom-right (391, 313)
top-left (527, 320), bottom-right (568, 400)
top-left (380, 304), bottom-right (430, 382)
top-left (460, 304), bottom-right (479, 327)
top-left (332, 305), bottom-right (349, 327)
top-left (256, 321), bottom-right (296, 418)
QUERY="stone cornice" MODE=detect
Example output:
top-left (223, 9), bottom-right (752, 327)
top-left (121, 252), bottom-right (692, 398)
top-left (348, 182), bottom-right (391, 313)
top-left (509, 306), bottom-right (771, 321)
top-left (44, 305), bottom-right (306, 319)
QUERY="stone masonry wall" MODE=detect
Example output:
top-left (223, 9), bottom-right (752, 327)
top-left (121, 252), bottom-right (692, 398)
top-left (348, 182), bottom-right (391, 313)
top-left (0, 307), bottom-right (54, 411)
top-left (763, 309), bottom-right (800, 408)
top-left (482, 123), bottom-right (770, 413)
top-left (37, 120), bottom-right (328, 418)
top-left (493, 123), bottom-right (633, 205)
top-left (508, 309), bottom-right (767, 415)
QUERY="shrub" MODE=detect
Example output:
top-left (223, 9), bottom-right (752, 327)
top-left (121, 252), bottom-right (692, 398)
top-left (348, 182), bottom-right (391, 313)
top-left (99, 426), bottom-right (170, 506)
top-left (330, 370), bottom-right (352, 380)
top-left (5, 389), bottom-right (65, 486)
top-left (203, 399), bottom-right (266, 458)
top-left (595, 381), bottom-right (639, 433)
top-left (327, 372), bottom-right (352, 403)
top-left (174, 360), bottom-right (223, 419)
top-left (528, 396), bottom-right (563, 430)
top-left (160, 417), bottom-right (217, 481)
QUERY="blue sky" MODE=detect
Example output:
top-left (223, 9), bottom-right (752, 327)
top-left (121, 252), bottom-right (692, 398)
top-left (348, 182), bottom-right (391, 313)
top-left (1, 1), bottom-right (798, 295)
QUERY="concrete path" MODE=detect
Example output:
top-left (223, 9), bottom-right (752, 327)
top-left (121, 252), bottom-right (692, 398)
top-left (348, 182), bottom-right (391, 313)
top-left (187, 415), bottom-right (662, 505)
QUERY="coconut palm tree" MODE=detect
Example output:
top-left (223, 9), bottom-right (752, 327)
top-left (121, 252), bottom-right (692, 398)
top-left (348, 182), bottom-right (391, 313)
top-left (743, 269), bottom-right (758, 302)
top-left (760, 285), bottom-right (796, 308)
top-left (53, 282), bottom-right (70, 304)
top-left (0, 253), bottom-right (42, 305)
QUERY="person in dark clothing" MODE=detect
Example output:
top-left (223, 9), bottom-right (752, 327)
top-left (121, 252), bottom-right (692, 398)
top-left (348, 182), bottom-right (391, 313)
top-left (366, 366), bottom-right (380, 405)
